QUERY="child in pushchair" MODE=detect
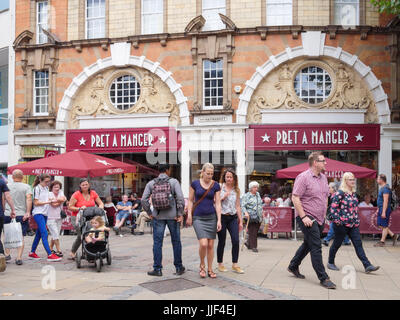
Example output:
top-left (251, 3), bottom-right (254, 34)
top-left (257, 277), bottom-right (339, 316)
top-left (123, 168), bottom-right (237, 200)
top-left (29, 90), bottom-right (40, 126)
top-left (75, 207), bottom-right (112, 272)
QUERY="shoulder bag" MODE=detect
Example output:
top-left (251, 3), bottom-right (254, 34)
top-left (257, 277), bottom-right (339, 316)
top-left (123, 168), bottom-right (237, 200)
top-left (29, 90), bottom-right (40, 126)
top-left (191, 181), bottom-right (215, 215)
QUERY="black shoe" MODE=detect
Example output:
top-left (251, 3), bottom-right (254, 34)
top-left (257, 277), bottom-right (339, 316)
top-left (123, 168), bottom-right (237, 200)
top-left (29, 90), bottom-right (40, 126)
top-left (287, 266), bottom-right (305, 279)
top-left (5, 255), bottom-right (11, 262)
top-left (175, 266), bottom-right (186, 276)
top-left (15, 259), bottom-right (23, 266)
top-left (327, 263), bottom-right (340, 271)
top-left (134, 231), bottom-right (144, 235)
top-left (252, 248), bottom-right (258, 253)
top-left (365, 265), bottom-right (380, 274)
top-left (322, 240), bottom-right (329, 247)
top-left (147, 269), bottom-right (162, 277)
top-left (320, 278), bottom-right (336, 289)
top-left (343, 242), bottom-right (351, 246)
top-left (244, 242), bottom-right (249, 249)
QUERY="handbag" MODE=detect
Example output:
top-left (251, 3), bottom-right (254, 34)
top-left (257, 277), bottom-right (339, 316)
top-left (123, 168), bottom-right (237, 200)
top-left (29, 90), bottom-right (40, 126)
top-left (4, 219), bottom-right (23, 249)
top-left (192, 181), bottom-right (215, 215)
top-left (60, 209), bottom-right (67, 219)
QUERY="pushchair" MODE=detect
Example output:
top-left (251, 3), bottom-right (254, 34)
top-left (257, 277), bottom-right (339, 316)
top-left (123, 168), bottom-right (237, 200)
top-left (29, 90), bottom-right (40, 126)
top-left (75, 207), bottom-right (112, 272)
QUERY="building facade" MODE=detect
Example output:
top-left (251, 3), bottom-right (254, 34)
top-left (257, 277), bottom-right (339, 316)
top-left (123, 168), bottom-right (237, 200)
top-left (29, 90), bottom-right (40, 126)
top-left (10, 0), bottom-right (400, 199)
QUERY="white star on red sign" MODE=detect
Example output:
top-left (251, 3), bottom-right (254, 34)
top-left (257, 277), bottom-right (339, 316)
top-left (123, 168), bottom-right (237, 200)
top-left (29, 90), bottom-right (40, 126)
top-left (261, 133), bottom-right (271, 143)
top-left (159, 136), bottom-right (167, 144)
top-left (355, 133), bottom-right (364, 142)
top-left (95, 159), bottom-right (111, 166)
top-left (79, 137), bottom-right (86, 146)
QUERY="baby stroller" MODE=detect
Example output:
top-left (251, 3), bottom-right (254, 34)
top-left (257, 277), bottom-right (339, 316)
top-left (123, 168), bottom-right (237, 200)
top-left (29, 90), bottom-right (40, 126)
top-left (75, 207), bottom-right (112, 272)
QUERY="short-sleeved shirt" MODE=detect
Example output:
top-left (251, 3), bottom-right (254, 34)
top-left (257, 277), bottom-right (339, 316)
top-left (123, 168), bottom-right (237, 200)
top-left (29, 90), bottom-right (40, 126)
top-left (0, 179), bottom-right (10, 217)
top-left (191, 180), bottom-right (221, 217)
top-left (4, 182), bottom-right (32, 217)
top-left (220, 184), bottom-right (238, 215)
top-left (377, 184), bottom-right (391, 215)
top-left (32, 184), bottom-right (50, 216)
top-left (71, 190), bottom-right (99, 216)
top-left (292, 169), bottom-right (329, 225)
top-left (117, 201), bottom-right (132, 215)
top-left (47, 190), bottom-right (65, 220)
top-left (131, 199), bottom-right (142, 211)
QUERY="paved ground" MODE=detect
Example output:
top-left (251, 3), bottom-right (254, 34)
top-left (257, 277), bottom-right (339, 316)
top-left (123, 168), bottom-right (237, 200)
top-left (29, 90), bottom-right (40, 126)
top-left (0, 226), bottom-right (399, 300)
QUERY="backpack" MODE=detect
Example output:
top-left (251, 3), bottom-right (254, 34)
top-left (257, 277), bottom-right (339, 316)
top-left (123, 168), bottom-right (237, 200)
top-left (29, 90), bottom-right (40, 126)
top-left (152, 177), bottom-right (174, 211)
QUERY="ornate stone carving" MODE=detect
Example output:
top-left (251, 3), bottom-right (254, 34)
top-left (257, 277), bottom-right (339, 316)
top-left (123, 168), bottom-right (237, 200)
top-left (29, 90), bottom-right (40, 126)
top-left (247, 57), bottom-right (378, 124)
top-left (69, 67), bottom-right (180, 128)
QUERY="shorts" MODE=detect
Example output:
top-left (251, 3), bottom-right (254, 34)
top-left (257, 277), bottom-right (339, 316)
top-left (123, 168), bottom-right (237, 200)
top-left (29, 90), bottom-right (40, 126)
top-left (4, 216), bottom-right (29, 236)
top-left (47, 219), bottom-right (62, 240)
top-left (116, 212), bottom-right (129, 221)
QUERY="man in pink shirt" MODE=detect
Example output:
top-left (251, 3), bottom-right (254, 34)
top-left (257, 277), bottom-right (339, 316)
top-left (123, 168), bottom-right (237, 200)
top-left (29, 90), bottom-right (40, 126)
top-left (287, 152), bottom-right (336, 289)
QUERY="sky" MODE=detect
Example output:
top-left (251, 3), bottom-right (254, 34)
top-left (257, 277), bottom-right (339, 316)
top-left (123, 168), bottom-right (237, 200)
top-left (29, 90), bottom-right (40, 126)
top-left (0, 0), bottom-right (9, 11)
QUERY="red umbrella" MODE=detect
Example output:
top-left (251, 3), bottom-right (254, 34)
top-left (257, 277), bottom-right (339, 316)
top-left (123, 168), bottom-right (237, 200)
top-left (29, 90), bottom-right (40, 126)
top-left (7, 150), bottom-right (136, 177)
top-left (276, 158), bottom-right (376, 179)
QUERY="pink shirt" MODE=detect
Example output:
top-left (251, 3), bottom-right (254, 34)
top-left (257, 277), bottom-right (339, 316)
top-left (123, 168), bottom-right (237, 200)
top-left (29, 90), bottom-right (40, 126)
top-left (292, 169), bottom-right (329, 225)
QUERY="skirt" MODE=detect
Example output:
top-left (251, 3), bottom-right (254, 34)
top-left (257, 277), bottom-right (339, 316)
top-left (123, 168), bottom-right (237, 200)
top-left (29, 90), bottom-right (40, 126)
top-left (193, 214), bottom-right (217, 240)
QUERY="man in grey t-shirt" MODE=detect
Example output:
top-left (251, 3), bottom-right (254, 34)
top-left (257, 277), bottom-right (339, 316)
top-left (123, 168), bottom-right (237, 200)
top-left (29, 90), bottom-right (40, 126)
top-left (4, 170), bottom-right (32, 265)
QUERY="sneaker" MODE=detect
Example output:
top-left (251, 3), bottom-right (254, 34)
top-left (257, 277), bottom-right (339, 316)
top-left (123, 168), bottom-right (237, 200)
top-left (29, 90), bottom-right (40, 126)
top-left (15, 259), bottom-right (23, 266)
top-left (320, 278), bottom-right (336, 289)
top-left (393, 234), bottom-right (399, 246)
top-left (232, 266), bottom-right (244, 274)
top-left (5, 255), bottom-right (11, 262)
top-left (322, 240), bottom-right (329, 247)
top-left (47, 253), bottom-right (62, 262)
top-left (0, 254), bottom-right (6, 272)
top-left (28, 252), bottom-right (41, 260)
top-left (343, 242), bottom-right (351, 246)
top-left (287, 266), bottom-right (305, 279)
top-left (55, 251), bottom-right (63, 257)
top-left (374, 241), bottom-right (385, 247)
top-left (365, 265), bottom-right (380, 274)
top-left (218, 265), bottom-right (228, 272)
top-left (327, 263), bottom-right (340, 271)
top-left (252, 248), bottom-right (258, 253)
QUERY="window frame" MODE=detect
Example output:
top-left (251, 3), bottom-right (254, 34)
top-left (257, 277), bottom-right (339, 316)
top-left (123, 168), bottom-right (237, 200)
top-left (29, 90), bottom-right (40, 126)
top-left (108, 74), bottom-right (141, 112)
top-left (334, 0), bottom-right (360, 26)
top-left (36, 0), bottom-right (49, 44)
top-left (33, 70), bottom-right (50, 116)
top-left (141, 0), bottom-right (164, 35)
top-left (202, 0), bottom-right (226, 31)
top-left (202, 59), bottom-right (224, 110)
top-left (85, 0), bottom-right (106, 39)
top-left (266, 0), bottom-right (293, 26)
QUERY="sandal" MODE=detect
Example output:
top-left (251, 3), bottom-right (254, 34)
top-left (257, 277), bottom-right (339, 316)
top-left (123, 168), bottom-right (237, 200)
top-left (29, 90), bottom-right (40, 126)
top-left (208, 270), bottom-right (217, 278)
top-left (199, 265), bottom-right (206, 278)
top-left (56, 251), bottom-right (63, 257)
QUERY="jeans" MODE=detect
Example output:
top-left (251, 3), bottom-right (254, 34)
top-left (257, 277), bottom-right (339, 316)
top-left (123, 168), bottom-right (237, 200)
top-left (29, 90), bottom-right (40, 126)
top-left (328, 224), bottom-right (371, 269)
top-left (31, 214), bottom-right (51, 255)
top-left (324, 222), bottom-right (350, 244)
top-left (152, 218), bottom-right (183, 271)
top-left (0, 216), bottom-right (4, 254)
top-left (289, 216), bottom-right (329, 282)
top-left (217, 215), bottom-right (240, 263)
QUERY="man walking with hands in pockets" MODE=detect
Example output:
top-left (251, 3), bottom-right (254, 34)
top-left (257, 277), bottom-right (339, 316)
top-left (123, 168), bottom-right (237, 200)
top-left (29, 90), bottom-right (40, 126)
top-left (287, 152), bottom-right (336, 289)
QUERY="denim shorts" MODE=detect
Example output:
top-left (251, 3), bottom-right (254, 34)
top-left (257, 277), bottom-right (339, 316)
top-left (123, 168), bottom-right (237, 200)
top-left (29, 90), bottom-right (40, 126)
top-left (4, 216), bottom-right (29, 236)
top-left (116, 212), bottom-right (129, 221)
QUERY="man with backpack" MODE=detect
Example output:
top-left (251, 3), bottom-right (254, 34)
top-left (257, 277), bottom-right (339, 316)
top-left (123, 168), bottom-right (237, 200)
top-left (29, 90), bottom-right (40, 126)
top-left (374, 174), bottom-right (399, 247)
top-left (141, 163), bottom-right (185, 277)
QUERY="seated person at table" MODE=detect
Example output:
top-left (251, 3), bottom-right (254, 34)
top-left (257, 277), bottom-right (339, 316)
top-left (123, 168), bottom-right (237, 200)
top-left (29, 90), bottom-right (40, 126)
top-left (114, 194), bottom-right (132, 236)
top-left (359, 193), bottom-right (374, 207)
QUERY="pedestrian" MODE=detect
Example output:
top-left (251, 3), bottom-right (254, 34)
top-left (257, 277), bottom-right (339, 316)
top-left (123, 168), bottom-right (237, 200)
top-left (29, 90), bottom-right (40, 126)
top-left (374, 174), bottom-right (399, 247)
top-left (29, 174), bottom-right (62, 262)
top-left (68, 178), bottom-right (104, 259)
top-left (322, 182), bottom-right (351, 246)
top-left (327, 172), bottom-right (380, 273)
top-left (241, 181), bottom-right (262, 252)
top-left (0, 172), bottom-right (17, 271)
top-left (3, 170), bottom-right (31, 266)
top-left (287, 152), bottom-right (336, 289)
top-left (142, 163), bottom-right (186, 277)
top-left (114, 194), bottom-right (132, 236)
top-left (217, 168), bottom-right (246, 274)
top-left (47, 180), bottom-right (67, 257)
top-left (359, 193), bottom-right (373, 207)
top-left (187, 163), bottom-right (222, 278)
top-left (104, 196), bottom-right (117, 227)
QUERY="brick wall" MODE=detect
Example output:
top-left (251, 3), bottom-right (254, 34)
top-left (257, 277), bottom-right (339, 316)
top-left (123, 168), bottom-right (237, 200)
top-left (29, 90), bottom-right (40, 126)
top-left (108, 0), bottom-right (136, 38)
top-left (231, 0), bottom-right (261, 28)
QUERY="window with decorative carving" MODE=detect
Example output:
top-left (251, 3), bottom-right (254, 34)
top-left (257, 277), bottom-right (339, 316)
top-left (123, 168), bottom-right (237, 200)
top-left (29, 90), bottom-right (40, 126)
top-left (266, 0), bottom-right (292, 26)
top-left (36, 1), bottom-right (49, 44)
top-left (334, 0), bottom-right (359, 26)
top-left (203, 59), bottom-right (223, 109)
top-left (294, 66), bottom-right (332, 104)
top-left (109, 75), bottom-right (141, 111)
top-left (202, 0), bottom-right (226, 31)
top-left (33, 70), bottom-right (49, 116)
top-left (86, 0), bottom-right (106, 39)
top-left (141, 0), bottom-right (163, 34)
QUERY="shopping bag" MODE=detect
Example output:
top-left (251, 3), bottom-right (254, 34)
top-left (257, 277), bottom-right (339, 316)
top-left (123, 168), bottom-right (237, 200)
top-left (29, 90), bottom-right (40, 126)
top-left (4, 219), bottom-right (23, 249)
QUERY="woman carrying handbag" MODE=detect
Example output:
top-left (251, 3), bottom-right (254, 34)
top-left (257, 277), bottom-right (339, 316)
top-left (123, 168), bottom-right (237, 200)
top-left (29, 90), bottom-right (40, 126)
top-left (187, 163), bottom-right (222, 279)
